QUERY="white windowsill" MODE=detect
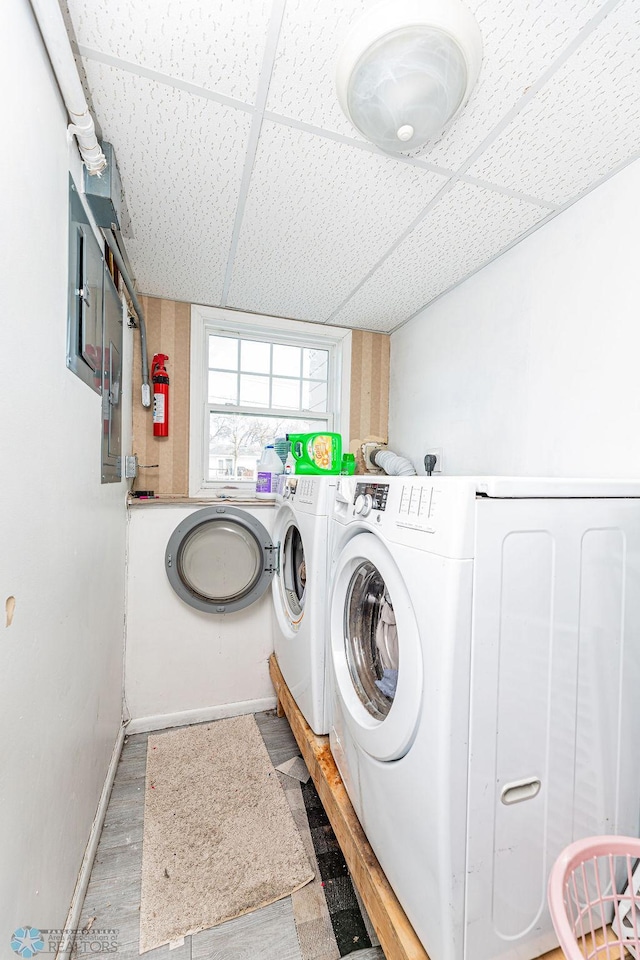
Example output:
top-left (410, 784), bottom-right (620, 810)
top-left (127, 494), bottom-right (276, 508)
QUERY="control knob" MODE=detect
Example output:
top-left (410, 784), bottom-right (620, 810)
top-left (354, 493), bottom-right (373, 517)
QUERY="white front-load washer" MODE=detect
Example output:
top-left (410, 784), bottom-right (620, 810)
top-left (272, 474), bottom-right (337, 734)
top-left (329, 476), bottom-right (640, 960)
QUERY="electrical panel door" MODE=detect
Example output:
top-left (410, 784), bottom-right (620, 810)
top-left (67, 176), bottom-right (103, 394)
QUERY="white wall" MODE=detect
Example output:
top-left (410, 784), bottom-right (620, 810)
top-left (389, 158), bottom-right (640, 478)
top-left (0, 0), bottom-right (129, 938)
top-left (125, 505), bottom-right (276, 730)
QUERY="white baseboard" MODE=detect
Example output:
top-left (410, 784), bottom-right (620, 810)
top-left (126, 696), bottom-right (278, 735)
top-left (57, 723), bottom-right (126, 960)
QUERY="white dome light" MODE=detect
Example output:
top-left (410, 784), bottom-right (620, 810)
top-left (336, 0), bottom-right (483, 155)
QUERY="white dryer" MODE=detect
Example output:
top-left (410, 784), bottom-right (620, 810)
top-left (328, 476), bottom-right (640, 960)
top-left (272, 475), bottom-right (337, 734)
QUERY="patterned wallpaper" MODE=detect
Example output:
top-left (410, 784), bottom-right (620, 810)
top-left (349, 331), bottom-right (390, 443)
top-left (132, 297), bottom-right (191, 496)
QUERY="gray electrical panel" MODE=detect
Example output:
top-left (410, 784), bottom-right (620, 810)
top-left (67, 176), bottom-right (103, 394)
top-left (67, 175), bottom-right (123, 483)
top-left (101, 269), bottom-right (123, 483)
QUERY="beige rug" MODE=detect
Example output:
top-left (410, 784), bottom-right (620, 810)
top-left (139, 715), bottom-right (314, 953)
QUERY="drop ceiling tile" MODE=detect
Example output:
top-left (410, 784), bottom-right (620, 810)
top-left (466, 0), bottom-right (640, 204)
top-left (67, 0), bottom-right (271, 103)
top-left (266, 0), bottom-right (382, 141)
top-left (82, 59), bottom-right (252, 305)
top-left (421, 0), bottom-right (609, 170)
top-left (225, 120), bottom-right (449, 323)
top-left (332, 181), bottom-right (548, 331)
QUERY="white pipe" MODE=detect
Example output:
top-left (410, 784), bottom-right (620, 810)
top-left (29, 0), bottom-right (107, 175)
top-left (373, 449), bottom-right (416, 477)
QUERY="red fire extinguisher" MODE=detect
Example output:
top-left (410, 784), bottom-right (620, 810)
top-left (152, 353), bottom-right (170, 438)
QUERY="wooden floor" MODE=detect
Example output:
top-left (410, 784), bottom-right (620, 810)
top-left (79, 711), bottom-right (383, 960)
top-left (269, 655), bottom-right (568, 960)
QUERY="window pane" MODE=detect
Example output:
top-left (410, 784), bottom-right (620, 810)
top-left (272, 377), bottom-right (301, 410)
top-left (273, 344), bottom-right (301, 377)
top-left (240, 373), bottom-right (270, 408)
top-left (209, 370), bottom-right (238, 404)
top-left (209, 335), bottom-right (238, 370)
top-left (215, 458), bottom-right (234, 477)
top-left (302, 380), bottom-right (328, 412)
top-left (208, 413), bottom-right (326, 482)
top-left (303, 348), bottom-right (328, 380)
top-left (241, 339), bottom-right (270, 374)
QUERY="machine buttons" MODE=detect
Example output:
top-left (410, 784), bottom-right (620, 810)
top-left (355, 482), bottom-right (389, 511)
top-left (296, 478), bottom-right (313, 503)
top-left (397, 482), bottom-right (435, 532)
top-left (419, 488), bottom-right (432, 517)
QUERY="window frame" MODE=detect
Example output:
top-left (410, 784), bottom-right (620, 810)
top-left (189, 305), bottom-right (351, 497)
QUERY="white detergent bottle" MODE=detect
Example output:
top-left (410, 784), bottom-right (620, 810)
top-left (284, 450), bottom-right (296, 475)
top-left (255, 445), bottom-right (284, 499)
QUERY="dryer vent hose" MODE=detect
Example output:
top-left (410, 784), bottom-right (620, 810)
top-left (373, 449), bottom-right (416, 477)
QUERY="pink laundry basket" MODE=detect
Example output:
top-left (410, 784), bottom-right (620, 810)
top-left (548, 836), bottom-right (640, 960)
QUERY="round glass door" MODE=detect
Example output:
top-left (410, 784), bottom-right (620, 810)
top-left (166, 507), bottom-right (274, 614)
top-left (330, 532), bottom-right (423, 761)
top-left (281, 523), bottom-right (306, 625)
top-left (344, 561), bottom-right (398, 720)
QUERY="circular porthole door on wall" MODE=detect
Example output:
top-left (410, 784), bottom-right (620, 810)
top-left (165, 506), bottom-right (276, 614)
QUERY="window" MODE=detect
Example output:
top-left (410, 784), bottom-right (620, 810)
top-left (214, 457), bottom-right (234, 478)
top-left (190, 306), bottom-right (351, 496)
top-left (207, 335), bottom-right (330, 484)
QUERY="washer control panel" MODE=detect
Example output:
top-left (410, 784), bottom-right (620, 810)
top-left (282, 477), bottom-right (316, 502)
top-left (354, 481), bottom-right (389, 512)
top-left (396, 483), bottom-right (437, 533)
top-left (335, 477), bottom-right (476, 559)
top-left (295, 477), bottom-right (316, 503)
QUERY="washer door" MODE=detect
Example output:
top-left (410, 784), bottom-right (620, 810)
top-left (166, 507), bottom-right (275, 614)
top-left (330, 532), bottom-right (423, 761)
top-left (279, 520), bottom-right (307, 629)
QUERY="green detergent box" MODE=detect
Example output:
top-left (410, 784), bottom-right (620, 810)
top-left (286, 432), bottom-right (342, 475)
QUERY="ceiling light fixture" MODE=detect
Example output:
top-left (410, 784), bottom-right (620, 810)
top-left (336, 0), bottom-right (483, 155)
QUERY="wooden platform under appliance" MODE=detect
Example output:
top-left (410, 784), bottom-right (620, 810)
top-left (269, 654), bottom-right (567, 960)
